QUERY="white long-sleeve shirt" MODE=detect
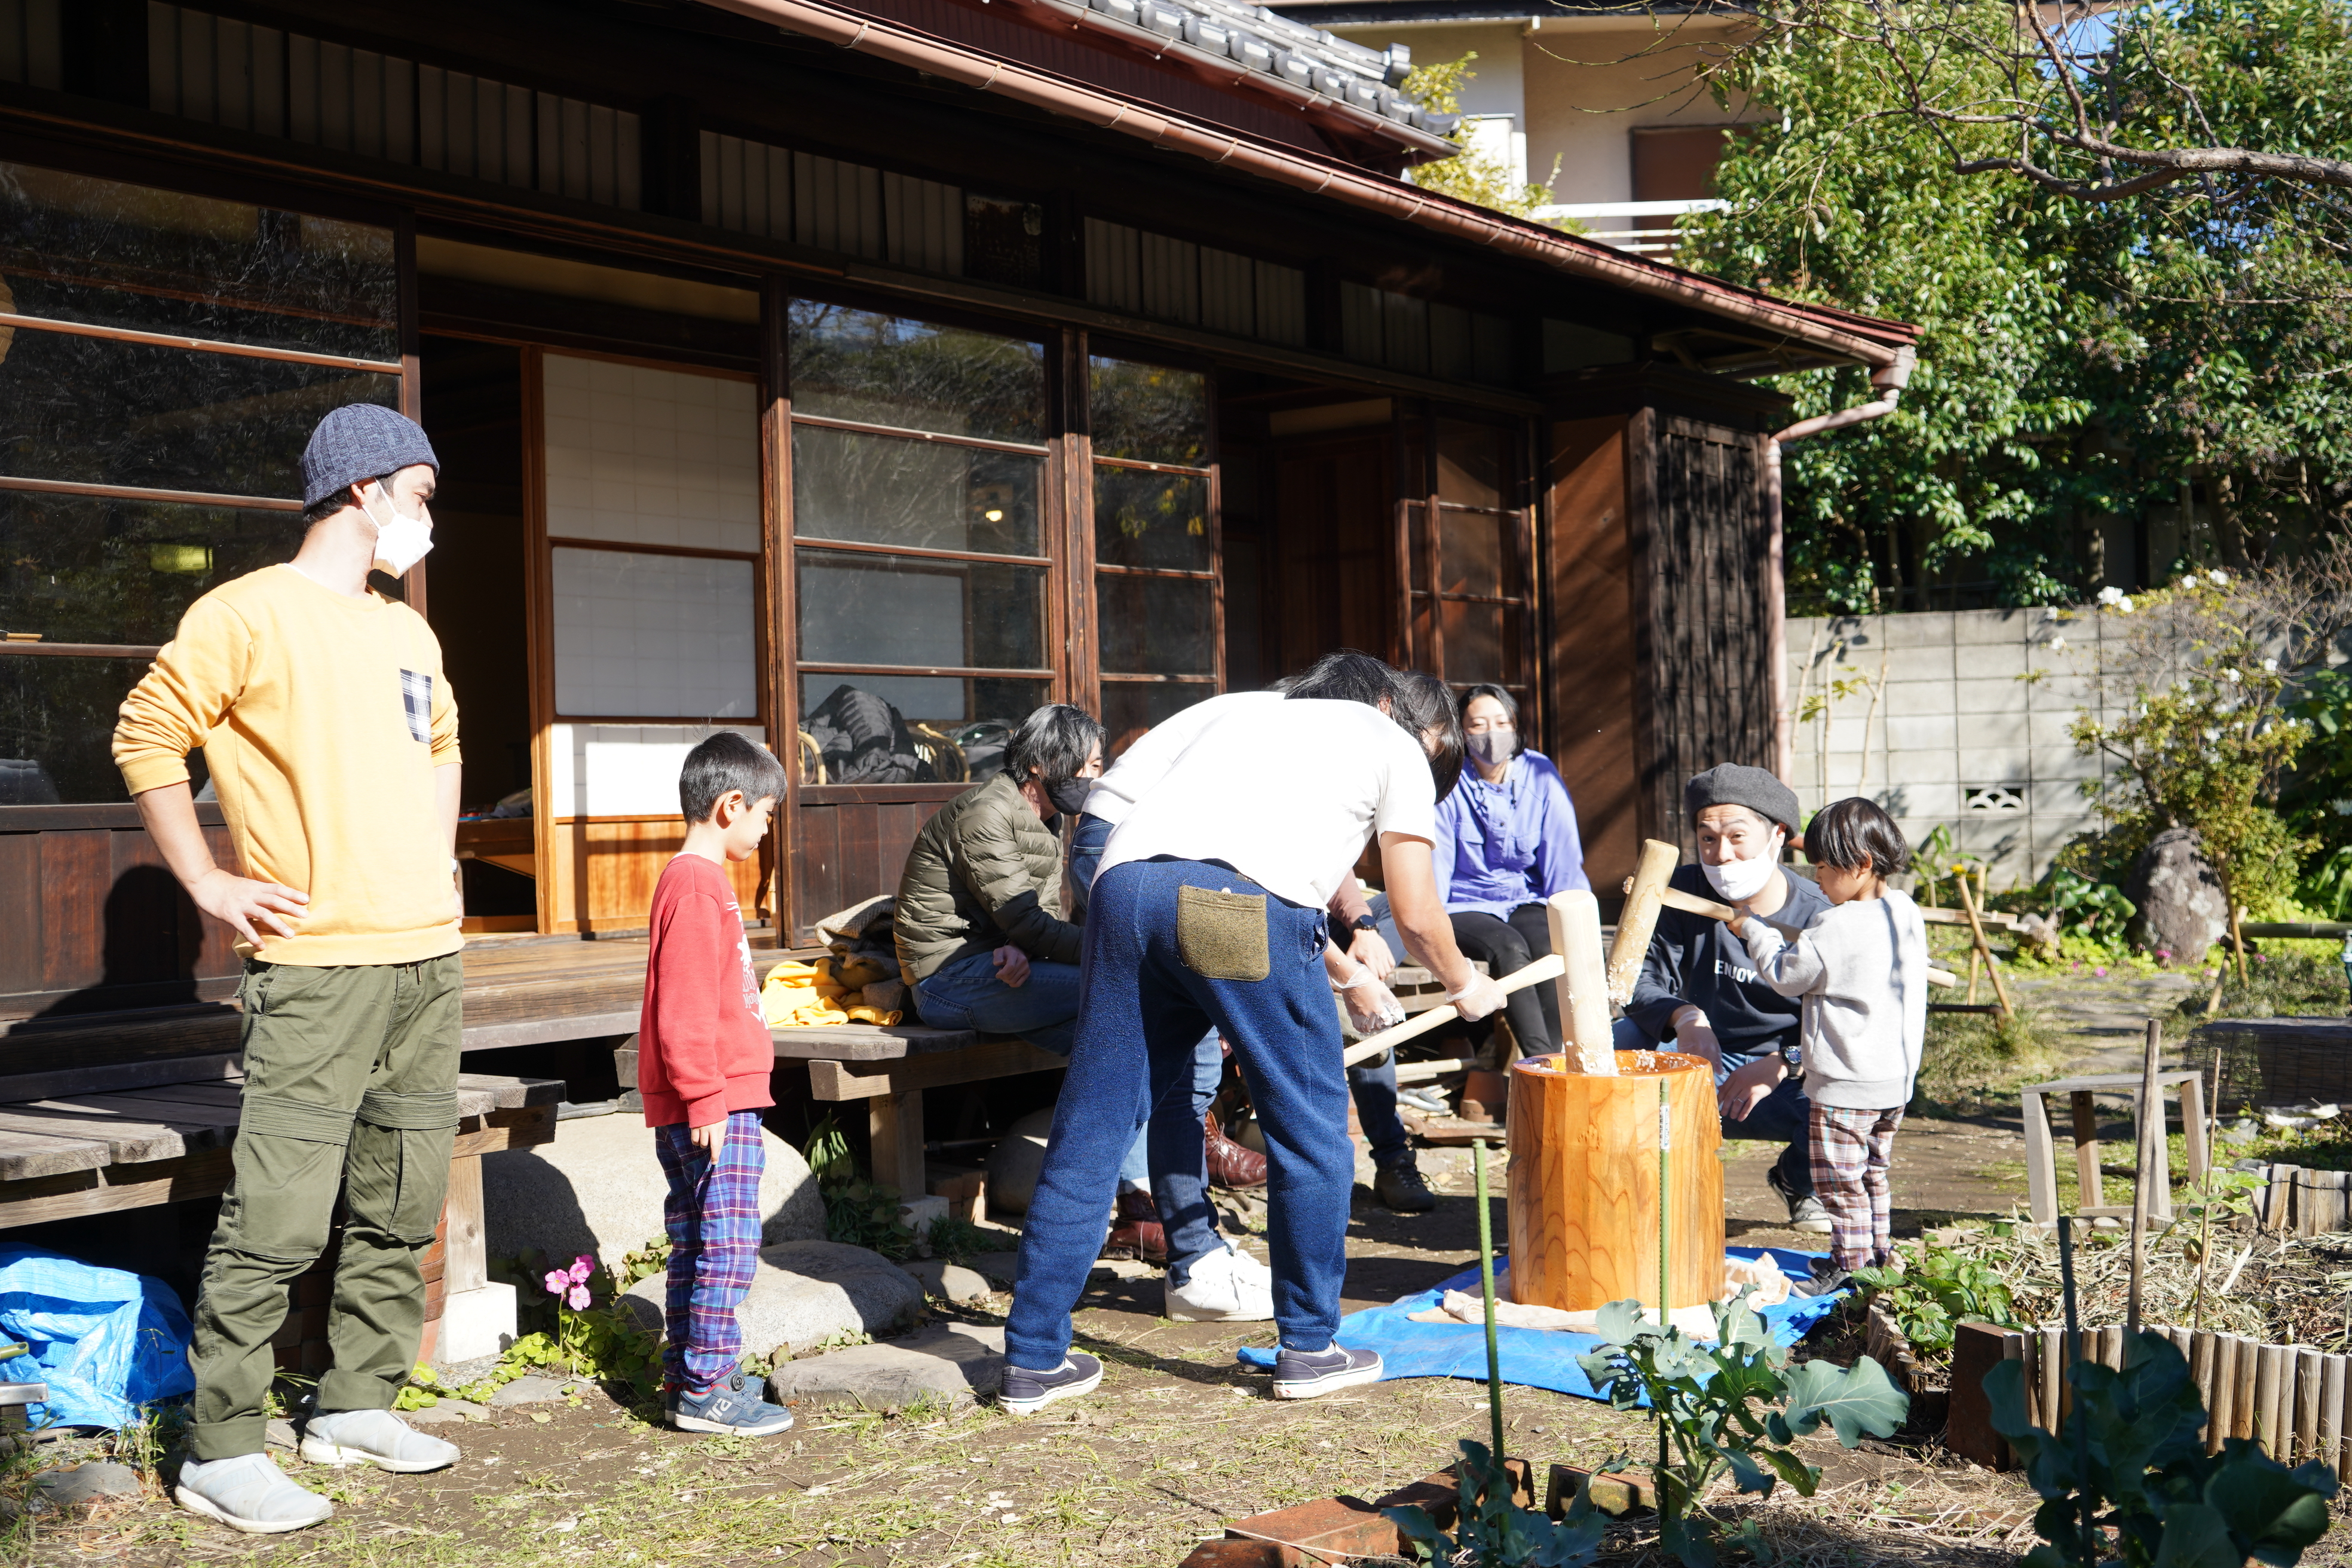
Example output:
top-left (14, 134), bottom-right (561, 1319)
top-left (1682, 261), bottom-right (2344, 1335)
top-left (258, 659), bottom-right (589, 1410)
top-left (1739, 887), bottom-right (1928, 1110)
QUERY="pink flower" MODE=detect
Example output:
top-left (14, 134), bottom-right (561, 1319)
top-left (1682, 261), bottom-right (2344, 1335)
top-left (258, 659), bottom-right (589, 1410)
top-left (566, 1285), bottom-right (591, 1310)
top-left (543, 1269), bottom-right (569, 1297)
top-left (569, 1255), bottom-right (594, 1284)
top-left (2093, 967), bottom-right (2109, 977)
top-left (2155, 949), bottom-right (2173, 961)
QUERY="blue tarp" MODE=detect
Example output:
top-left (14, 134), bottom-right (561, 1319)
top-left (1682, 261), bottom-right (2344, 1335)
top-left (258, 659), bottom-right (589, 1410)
top-left (1235, 1247), bottom-right (1845, 1402)
top-left (0, 1246), bottom-right (194, 1429)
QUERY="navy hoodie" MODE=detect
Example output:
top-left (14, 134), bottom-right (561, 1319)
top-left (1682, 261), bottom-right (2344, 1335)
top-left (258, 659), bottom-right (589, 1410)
top-left (1624, 862), bottom-right (1830, 1065)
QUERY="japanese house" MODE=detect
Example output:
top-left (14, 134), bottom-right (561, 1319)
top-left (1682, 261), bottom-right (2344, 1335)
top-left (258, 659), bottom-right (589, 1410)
top-left (0, 0), bottom-right (1916, 1036)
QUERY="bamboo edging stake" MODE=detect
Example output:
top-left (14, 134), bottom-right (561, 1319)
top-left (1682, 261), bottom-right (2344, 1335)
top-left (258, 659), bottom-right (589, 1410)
top-left (2128, 1019), bottom-right (2161, 1337)
top-left (1956, 876), bottom-right (2014, 1020)
top-left (1474, 1137), bottom-right (1505, 1469)
top-left (2059, 1217), bottom-right (2093, 1556)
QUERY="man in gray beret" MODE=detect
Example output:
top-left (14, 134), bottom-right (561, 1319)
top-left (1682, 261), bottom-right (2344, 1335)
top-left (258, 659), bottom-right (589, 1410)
top-left (1617, 763), bottom-right (1832, 1234)
top-left (115, 402), bottom-right (466, 1532)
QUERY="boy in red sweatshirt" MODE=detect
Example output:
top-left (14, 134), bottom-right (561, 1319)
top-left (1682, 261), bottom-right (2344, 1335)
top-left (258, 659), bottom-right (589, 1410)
top-left (638, 732), bottom-right (794, 1435)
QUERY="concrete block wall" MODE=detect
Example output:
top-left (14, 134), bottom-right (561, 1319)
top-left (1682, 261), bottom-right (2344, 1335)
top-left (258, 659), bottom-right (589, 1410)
top-left (1786, 606), bottom-right (2114, 890)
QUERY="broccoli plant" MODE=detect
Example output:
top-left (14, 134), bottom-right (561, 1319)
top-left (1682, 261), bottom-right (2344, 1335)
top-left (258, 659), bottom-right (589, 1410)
top-left (1576, 1297), bottom-right (1910, 1567)
top-left (1986, 1330), bottom-right (2337, 1568)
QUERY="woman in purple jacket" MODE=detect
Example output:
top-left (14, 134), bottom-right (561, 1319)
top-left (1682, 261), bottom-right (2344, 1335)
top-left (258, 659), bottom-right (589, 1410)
top-left (1432, 684), bottom-right (1588, 1057)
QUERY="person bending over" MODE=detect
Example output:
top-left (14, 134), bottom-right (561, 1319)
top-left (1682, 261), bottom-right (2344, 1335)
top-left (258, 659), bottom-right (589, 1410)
top-left (638, 733), bottom-right (797, 1437)
top-left (998, 682), bottom-right (1505, 1414)
top-left (117, 405), bottom-right (464, 1533)
top-left (1724, 797), bottom-right (1926, 1293)
top-left (1619, 764), bottom-right (1833, 1235)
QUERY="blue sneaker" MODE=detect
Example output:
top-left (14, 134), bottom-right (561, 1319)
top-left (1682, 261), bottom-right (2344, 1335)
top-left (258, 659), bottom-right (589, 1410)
top-left (672, 1371), bottom-right (794, 1436)
top-left (999, 1353), bottom-right (1102, 1416)
top-left (1272, 1343), bottom-right (1382, 1399)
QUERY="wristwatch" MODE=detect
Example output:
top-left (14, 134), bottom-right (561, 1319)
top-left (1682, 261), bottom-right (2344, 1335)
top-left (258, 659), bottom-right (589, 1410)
top-left (1780, 1045), bottom-right (1803, 1068)
top-left (1349, 913), bottom-right (1379, 933)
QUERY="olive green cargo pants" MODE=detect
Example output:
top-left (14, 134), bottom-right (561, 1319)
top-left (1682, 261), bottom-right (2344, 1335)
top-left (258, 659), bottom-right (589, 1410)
top-left (186, 954), bottom-right (463, 1462)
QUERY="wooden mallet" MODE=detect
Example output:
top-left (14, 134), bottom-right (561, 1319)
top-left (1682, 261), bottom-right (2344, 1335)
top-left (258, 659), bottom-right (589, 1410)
top-left (1339, 955), bottom-right (1563, 1068)
top-left (1651, 883), bottom-right (1961, 987)
top-left (1607, 838), bottom-right (1682, 1006)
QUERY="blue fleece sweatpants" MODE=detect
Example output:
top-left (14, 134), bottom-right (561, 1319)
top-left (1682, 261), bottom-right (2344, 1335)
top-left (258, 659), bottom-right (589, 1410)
top-left (1006, 857), bottom-right (1350, 1370)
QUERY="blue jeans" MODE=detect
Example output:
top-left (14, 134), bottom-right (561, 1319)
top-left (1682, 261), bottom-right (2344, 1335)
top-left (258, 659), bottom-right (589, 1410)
top-left (1008, 859), bottom-right (1352, 1368)
top-left (912, 948), bottom-right (1082, 1058)
top-left (1612, 1016), bottom-right (1813, 1199)
top-left (1073, 815), bottom-right (1226, 1264)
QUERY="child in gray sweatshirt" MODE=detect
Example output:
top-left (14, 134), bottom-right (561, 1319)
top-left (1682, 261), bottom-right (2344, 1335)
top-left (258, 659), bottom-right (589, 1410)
top-left (1724, 798), bottom-right (1927, 1284)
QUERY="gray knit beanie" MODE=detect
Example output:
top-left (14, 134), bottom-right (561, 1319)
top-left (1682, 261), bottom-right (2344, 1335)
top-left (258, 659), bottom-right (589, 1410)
top-left (1685, 763), bottom-right (1801, 839)
top-left (301, 403), bottom-right (439, 509)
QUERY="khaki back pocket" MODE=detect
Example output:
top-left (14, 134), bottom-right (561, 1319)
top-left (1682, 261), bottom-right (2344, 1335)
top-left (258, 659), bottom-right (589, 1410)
top-left (1176, 885), bottom-right (1270, 981)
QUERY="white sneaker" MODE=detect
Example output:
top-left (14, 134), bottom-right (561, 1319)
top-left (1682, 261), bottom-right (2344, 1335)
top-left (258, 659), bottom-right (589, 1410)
top-left (299, 1408), bottom-right (460, 1473)
top-left (1165, 1242), bottom-right (1275, 1321)
top-left (174, 1452), bottom-right (333, 1534)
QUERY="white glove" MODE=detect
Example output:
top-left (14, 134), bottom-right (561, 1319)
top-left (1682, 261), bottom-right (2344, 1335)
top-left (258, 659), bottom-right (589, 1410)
top-left (1447, 972), bottom-right (1509, 1023)
top-left (1337, 969), bottom-right (1407, 1036)
top-left (1672, 1007), bottom-right (1723, 1070)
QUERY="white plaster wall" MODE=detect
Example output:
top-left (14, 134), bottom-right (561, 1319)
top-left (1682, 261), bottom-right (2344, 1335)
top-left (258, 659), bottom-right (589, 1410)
top-left (546, 723), bottom-right (771, 818)
top-left (1785, 607), bottom-right (2115, 890)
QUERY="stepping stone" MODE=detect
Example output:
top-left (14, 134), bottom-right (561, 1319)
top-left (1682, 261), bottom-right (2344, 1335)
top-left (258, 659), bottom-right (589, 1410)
top-left (265, 1419), bottom-right (298, 1451)
top-left (768, 1322), bottom-right (1004, 1409)
top-left (620, 1239), bottom-right (922, 1361)
top-left (970, 1251), bottom-right (1021, 1287)
top-left (33, 1463), bottom-right (140, 1506)
top-left (407, 1398), bottom-right (489, 1424)
top-left (900, 1258), bottom-right (994, 1303)
top-left (488, 1375), bottom-right (572, 1407)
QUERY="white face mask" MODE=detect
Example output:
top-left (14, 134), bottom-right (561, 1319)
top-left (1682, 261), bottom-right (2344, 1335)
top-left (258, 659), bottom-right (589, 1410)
top-left (1702, 828), bottom-right (1785, 903)
top-left (362, 487), bottom-right (434, 577)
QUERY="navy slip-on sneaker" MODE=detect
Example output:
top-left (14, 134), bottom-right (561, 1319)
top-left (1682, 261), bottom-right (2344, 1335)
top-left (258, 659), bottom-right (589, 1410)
top-left (999, 1353), bottom-right (1103, 1416)
top-left (1272, 1343), bottom-right (1383, 1399)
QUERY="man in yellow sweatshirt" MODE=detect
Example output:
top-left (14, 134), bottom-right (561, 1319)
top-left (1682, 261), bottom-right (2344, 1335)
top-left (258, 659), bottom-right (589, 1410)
top-left (114, 403), bottom-right (467, 1533)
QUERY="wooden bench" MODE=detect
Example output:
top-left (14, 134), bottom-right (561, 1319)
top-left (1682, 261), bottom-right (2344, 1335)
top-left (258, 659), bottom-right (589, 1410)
top-left (2020, 1069), bottom-right (2209, 1226)
top-left (0, 1052), bottom-right (564, 1362)
top-left (773, 1024), bottom-right (1065, 1202)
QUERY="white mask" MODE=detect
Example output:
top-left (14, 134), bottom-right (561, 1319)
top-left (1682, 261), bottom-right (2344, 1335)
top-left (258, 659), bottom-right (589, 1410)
top-left (362, 488), bottom-right (434, 577)
top-left (1702, 828), bottom-right (1785, 903)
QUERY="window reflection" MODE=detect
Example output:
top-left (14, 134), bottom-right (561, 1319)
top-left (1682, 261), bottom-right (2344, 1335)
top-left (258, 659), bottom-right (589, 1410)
top-left (0, 332), bottom-right (398, 497)
top-left (0, 655), bottom-right (175, 804)
top-left (1089, 357), bottom-right (1208, 466)
top-left (1102, 681), bottom-right (1208, 759)
top-left (788, 301), bottom-right (1044, 443)
top-left (1440, 599), bottom-right (1514, 685)
top-left (1097, 574), bottom-right (1214, 676)
top-left (1437, 419), bottom-right (1506, 509)
top-left (793, 425), bottom-right (1042, 556)
top-left (796, 549), bottom-right (1045, 673)
top-left (0, 494), bottom-right (305, 646)
top-left (0, 164), bottom-right (397, 359)
top-left (1094, 467), bottom-right (1208, 571)
top-left (795, 677), bottom-right (1046, 785)
top-left (1440, 511), bottom-right (1506, 599)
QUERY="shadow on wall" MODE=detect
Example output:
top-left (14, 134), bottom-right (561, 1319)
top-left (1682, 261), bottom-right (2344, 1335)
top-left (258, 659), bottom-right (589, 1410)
top-left (29, 862), bottom-right (236, 1022)
top-left (481, 1113), bottom-right (826, 1271)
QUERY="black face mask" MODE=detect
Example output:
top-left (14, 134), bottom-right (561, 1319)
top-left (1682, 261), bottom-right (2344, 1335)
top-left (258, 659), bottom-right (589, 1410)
top-left (1045, 776), bottom-right (1092, 817)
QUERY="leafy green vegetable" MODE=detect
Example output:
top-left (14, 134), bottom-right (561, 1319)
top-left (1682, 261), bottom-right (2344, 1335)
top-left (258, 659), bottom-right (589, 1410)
top-left (1384, 1439), bottom-right (1606, 1568)
top-left (1851, 1241), bottom-right (2020, 1354)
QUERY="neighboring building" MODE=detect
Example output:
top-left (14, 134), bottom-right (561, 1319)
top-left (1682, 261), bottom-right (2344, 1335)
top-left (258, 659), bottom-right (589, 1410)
top-left (1270, 0), bottom-right (1758, 253)
top-left (0, 0), bottom-right (1913, 1031)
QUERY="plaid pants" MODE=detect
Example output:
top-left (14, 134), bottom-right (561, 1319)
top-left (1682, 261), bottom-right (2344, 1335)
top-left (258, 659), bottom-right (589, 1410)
top-left (653, 1111), bottom-right (767, 1391)
top-left (1808, 1104), bottom-right (1904, 1270)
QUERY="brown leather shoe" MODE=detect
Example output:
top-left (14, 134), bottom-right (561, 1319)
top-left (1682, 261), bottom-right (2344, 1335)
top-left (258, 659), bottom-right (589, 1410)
top-left (1205, 1110), bottom-right (1269, 1190)
top-left (1100, 1189), bottom-right (1168, 1264)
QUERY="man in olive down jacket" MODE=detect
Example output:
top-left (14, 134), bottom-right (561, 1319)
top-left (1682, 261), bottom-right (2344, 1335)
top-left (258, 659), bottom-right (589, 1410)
top-left (895, 705), bottom-right (1103, 1053)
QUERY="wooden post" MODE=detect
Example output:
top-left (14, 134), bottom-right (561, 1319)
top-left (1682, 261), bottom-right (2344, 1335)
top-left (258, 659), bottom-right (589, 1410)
top-left (2191, 1329), bottom-right (2216, 1426)
top-left (2182, 1061), bottom-right (2210, 1189)
top-left (2209, 1333), bottom-right (2239, 1454)
top-left (2128, 1021), bottom-right (2159, 1336)
top-left (443, 1152), bottom-right (489, 1297)
top-left (2329, 1353), bottom-right (2351, 1478)
top-left (870, 1089), bottom-right (926, 1202)
top-left (1547, 891), bottom-right (1616, 1076)
top-left (2231, 901), bottom-right (2250, 988)
top-left (2071, 1091), bottom-right (2103, 1215)
top-left (2297, 1348), bottom-right (2325, 1463)
top-left (2255, 1343), bottom-right (2286, 1455)
top-left (1965, 947), bottom-right (1982, 1006)
top-left (2023, 1090), bottom-right (2060, 1226)
top-left (1606, 840), bottom-right (1680, 1007)
top-left (1956, 877), bottom-right (2014, 1019)
top-left (2039, 1325), bottom-right (2064, 1434)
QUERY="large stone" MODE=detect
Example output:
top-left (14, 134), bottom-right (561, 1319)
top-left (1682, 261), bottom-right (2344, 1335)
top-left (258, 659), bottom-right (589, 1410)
top-left (483, 1114), bottom-right (823, 1270)
top-left (767, 1322), bottom-right (1003, 1408)
top-left (899, 1257), bottom-right (993, 1303)
top-left (618, 1239), bottom-right (923, 1360)
top-left (2126, 826), bottom-right (2230, 964)
top-left (33, 1463), bottom-right (140, 1506)
top-left (983, 1107), bottom-right (1058, 1216)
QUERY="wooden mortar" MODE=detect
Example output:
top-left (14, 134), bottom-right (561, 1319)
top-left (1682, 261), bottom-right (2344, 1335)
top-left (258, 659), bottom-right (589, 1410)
top-left (1506, 1049), bottom-right (1726, 1312)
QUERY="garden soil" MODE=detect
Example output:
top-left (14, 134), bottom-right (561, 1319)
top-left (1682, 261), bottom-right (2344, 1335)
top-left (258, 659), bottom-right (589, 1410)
top-left (25, 966), bottom-right (2352, 1567)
